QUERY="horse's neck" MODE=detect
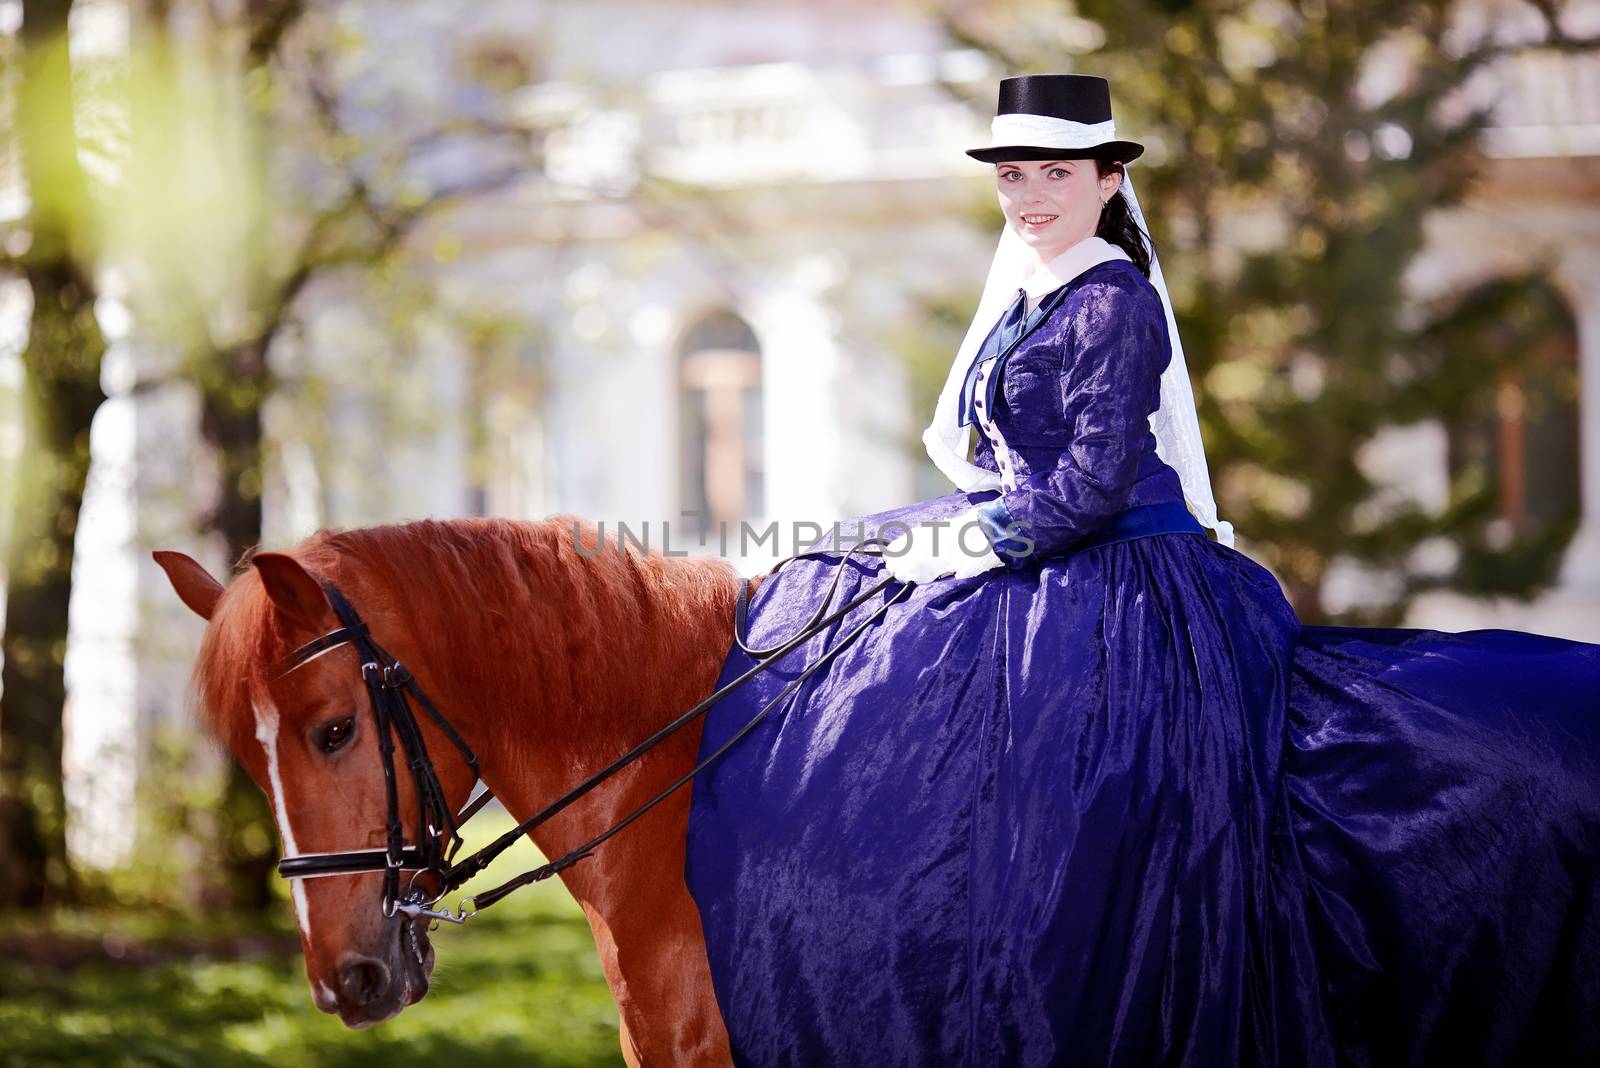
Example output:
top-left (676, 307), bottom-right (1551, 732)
top-left (435, 525), bottom-right (740, 902)
top-left (431, 529), bottom-right (740, 1063)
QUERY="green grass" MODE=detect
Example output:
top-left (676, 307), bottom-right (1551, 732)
top-left (0, 814), bottom-right (624, 1067)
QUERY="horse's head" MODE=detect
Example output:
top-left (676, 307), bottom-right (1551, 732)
top-left (154, 545), bottom-right (478, 1028)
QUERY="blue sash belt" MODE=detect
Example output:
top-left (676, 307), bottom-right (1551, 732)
top-left (976, 497), bottom-right (1208, 569)
top-left (1074, 500), bottom-right (1207, 552)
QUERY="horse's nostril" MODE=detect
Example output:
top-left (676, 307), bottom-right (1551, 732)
top-left (339, 956), bottom-right (389, 1007)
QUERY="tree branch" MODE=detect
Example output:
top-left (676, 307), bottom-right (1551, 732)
top-left (245, 0), bottom-right (305, 69)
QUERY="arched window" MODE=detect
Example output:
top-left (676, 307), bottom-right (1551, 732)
top-left (1443, 276), bottom-right (1579, 590)
top-left (679, 310), bottom-right (764, 540)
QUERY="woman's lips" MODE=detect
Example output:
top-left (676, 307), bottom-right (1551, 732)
top-left (1021, 214), bottom-right (1058, 230)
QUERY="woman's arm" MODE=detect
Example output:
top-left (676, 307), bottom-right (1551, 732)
top-left (972, 275), bottom-right (1170, 568)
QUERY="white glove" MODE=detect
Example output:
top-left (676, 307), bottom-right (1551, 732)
top-left (881, 507), bottom-right (1005, 584)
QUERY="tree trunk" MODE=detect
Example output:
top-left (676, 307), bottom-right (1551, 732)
top-left (198, 338), bottom-right (278, 913)
top-left (200, 339), bottom-right (269, 569)
top-left (0, 264), bottom-right (106, 908)
top-left (0, 0), bottom-right (105, 909)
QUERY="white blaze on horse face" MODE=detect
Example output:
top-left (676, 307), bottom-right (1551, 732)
top-left (253, 698), bottom-right (312, 938)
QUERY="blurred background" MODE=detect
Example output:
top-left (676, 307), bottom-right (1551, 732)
top-left (0, 0), bottom-right (1597, 1062)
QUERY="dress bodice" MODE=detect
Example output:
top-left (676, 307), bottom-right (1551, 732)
top-left (964, 260), bottom-right (1192, 564)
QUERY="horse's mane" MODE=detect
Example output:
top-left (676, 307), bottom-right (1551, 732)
top-left (192, 515), bottom-right (743, 760)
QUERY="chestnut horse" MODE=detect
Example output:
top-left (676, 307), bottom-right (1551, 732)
top-left (154, 515), bottom-right (749, 1066)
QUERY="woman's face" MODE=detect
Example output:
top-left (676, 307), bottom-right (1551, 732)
top-left (995, 159), bottom-right (1122, 262)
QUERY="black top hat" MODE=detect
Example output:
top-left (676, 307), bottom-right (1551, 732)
top-left (966, 74), bottom-right (1145, 165)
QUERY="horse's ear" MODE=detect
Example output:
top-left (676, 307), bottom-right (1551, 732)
top-left (252, 552), bottom-right (331, 630)
top-left (153, 550), bottom-right (224, 621)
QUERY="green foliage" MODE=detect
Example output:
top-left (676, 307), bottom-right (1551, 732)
top-left (885, 288), bottom-right (981, 501)
top-left (0, 813), bottom-right (623, 1066)
top-left (64, 724), bottom-right (282, 916)
top-left (0, 888), bottom-right (621, 1067)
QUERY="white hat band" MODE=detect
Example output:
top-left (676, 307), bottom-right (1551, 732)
top-left (988, 114), bottom-right (1119, 148)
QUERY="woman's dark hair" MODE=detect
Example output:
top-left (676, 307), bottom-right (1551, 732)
top-left (1092, 159), bottom-right (1152, 278)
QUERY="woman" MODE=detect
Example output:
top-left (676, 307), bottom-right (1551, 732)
top-left (684, 75), bottom-right (1600, 1067)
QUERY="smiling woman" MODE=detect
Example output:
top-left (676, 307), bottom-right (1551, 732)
top-left (996, 157), bottom-right (1155, 281)
top-left (995, 159), bottom-right (1119, 261)
top-left (683, 73), bottom-right (1600, 1067)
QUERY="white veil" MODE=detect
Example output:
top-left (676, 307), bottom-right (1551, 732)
top-left (922, 114), bottom-right (1235, 547)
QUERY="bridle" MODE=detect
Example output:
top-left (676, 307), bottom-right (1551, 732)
top-left (275, 539), bottom-right (911, 924)
top-left (275, 581), bottom-right (485, 917)
top-left (273, 537), bottom-right (912, 927)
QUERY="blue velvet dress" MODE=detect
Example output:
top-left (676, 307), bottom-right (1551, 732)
top-left (683, 260), bottom-right (1600, 1066)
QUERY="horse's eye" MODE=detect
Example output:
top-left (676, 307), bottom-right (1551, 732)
top-left (321, 717), bottom-right (355, 753)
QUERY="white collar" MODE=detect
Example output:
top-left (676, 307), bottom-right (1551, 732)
top-left (1019, 235), bottom-right (1132, 303)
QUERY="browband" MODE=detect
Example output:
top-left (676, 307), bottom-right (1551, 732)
top-left (279, 623), bottom-right (370, 675)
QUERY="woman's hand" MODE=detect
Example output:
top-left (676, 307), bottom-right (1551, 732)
top-left (882, 508), bottom-right (1005, 584)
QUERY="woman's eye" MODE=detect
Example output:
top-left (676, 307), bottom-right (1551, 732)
top-left (1049, 168), bottom-right (1068, 178)
top-left (320, 717), bottom-right (355, 753)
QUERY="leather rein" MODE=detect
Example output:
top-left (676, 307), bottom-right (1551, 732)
top-left (272, 536), bottom-right (910, 926)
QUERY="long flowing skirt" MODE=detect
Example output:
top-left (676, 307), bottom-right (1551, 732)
top-left (683, 492), bottom-right (1600, 1066)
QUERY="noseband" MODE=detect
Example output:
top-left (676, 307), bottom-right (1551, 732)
top-left (272, 538), bottom-right (911, 925)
